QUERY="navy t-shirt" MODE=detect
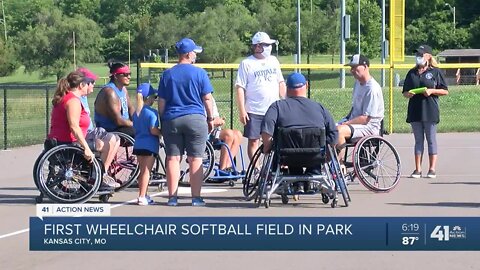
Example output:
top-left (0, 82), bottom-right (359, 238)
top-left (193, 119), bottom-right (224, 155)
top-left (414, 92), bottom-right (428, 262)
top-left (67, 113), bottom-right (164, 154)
top-left (261, 96), bottom-right (338, 145)
top-left (402, 67), bottom-right (448, 123)
top-left (158, 64), bottom-right (213, 121)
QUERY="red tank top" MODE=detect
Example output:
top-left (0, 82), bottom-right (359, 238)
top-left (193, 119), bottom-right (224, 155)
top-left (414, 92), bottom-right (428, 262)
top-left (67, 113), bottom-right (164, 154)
top-left (48, 92), bottom-right (90, 142)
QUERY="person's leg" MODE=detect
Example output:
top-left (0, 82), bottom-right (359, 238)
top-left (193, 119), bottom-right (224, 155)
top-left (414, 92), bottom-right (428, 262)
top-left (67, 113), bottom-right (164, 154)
top-left (219, 129), bottom-right (235, 169)
top-left (99, 133), bottom-right (120, 171)
top-left (166, 155), bottom-right (181, 197)
top-left (137, 155), bottom-right (155, 198)
top-left (243, 113), bottom-right (263, 161)
top-left (247, 139), bottom-right (259, 162)
top-left (336, 124), bottom-right (352, 162)
top-left (424, 122), bottom-right (438, 173)
top-left (410, 122), bottom-right (425, 175)
top-left (187, 156), bottom-right (203, 197)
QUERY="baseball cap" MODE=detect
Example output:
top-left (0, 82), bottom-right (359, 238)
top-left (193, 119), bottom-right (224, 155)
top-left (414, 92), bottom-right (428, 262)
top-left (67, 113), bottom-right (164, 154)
top-left (345, 54), bottom-right (370, 67)
top-left (175, 38), bottom-right (203, 54)
top-left (137, 83), bottom-right (157, 97)
top-left (77, 67), bottom-right (99, 82)
top-left (414, 44), bottom-right (433, 55)
top-left (286, 72), bottom-right (307, 89)
top-left (251, 32), bottom-right (276, 45)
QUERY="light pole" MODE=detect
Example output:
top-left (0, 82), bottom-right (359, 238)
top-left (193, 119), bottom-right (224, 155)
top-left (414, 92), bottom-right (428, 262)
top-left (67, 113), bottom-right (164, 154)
top-left (445, 3), bottom-right (456, 31)
top-left (1, 0), bottom-right (7, 42)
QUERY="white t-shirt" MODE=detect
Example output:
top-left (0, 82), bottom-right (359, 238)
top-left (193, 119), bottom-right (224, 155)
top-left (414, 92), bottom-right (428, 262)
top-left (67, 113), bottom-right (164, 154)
top-left (235, 55), bottom-right (284, 115)
top-left (349, 77), bottom-right (384, 131)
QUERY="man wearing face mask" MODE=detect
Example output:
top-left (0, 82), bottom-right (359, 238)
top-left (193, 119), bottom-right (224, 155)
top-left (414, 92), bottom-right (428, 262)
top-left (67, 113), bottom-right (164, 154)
top-left (235, 32), bottom-right (286, 161)
top-left (402, 45), bottom-right (448, 179)
top-left (158, 37), bottom-right (214, 207)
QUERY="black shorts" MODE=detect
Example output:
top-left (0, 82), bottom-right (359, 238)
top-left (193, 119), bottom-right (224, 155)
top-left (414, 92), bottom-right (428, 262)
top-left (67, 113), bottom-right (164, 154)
top-left (133, 149), bottom-right (158, 157)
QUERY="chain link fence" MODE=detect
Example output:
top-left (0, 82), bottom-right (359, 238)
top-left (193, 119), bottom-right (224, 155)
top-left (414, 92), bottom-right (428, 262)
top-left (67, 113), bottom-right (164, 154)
top-left (1, 63), bottom-right (479, 149)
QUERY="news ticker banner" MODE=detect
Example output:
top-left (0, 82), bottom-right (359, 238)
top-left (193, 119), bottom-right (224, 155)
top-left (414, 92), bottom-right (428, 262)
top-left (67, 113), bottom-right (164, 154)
top-left (30, 215), bottom-right (478, 251)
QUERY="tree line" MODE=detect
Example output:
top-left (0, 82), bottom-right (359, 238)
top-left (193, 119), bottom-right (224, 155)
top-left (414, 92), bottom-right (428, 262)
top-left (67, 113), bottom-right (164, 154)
top-left (0, 0), bottom-right (478, 79)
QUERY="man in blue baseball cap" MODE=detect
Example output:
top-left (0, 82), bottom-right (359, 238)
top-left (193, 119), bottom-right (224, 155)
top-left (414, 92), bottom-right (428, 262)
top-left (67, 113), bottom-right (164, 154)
top-left (261, 72), bottom-right (338, 193)
top-left (158, 37), bottom-right (214, 207)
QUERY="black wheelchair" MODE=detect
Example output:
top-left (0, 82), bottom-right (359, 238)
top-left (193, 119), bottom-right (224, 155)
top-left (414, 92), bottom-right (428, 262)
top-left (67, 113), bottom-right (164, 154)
top-left (33, 139), bottom-right (113, 203)
top-left (340, 124), bottom-right (401, 192)
top-left (243, 127), bottom-right (351, 208)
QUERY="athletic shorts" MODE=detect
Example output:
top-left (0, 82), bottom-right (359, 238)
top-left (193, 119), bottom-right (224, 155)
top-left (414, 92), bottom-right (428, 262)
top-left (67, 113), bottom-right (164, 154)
top-left (133, 149), bottom-right (158, 157)
top-left (162, 114), bottom-right (208, 157)
top-left (243, 113), bottom-right (264, 140)
top-left (349, 124), bottom-right (376, 139)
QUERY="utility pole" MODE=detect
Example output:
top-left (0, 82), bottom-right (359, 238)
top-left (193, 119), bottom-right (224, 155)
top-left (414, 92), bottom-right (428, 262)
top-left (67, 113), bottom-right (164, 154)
top-left (296, 0), bottom-right (301, 67)
top-left (73, 32), bottom-right (76, 70)
top-left (1, 0), bottom-right (7, 42)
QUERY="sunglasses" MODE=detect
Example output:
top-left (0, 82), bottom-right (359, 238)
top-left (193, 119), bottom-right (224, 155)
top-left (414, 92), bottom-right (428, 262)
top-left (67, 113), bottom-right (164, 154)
top-left (118, 73), bottom-right (131, 77)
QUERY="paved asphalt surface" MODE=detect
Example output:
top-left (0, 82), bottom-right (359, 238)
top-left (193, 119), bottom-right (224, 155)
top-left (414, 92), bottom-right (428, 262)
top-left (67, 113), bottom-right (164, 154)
top-left (0, 133), bottom-right (479, 270)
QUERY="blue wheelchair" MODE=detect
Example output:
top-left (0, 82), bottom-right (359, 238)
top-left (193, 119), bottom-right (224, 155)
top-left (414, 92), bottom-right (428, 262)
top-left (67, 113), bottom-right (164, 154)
top-left (179, 129), bottom-right (246, 187)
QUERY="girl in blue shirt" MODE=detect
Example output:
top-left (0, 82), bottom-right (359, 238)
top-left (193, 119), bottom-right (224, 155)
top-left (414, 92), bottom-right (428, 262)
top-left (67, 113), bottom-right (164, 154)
top-left (133, 83), bottom-right (161, 205)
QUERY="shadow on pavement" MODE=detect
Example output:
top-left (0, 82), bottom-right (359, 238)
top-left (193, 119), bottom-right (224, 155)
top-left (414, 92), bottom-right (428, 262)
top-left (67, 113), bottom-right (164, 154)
top-left (388, 202), bottom-right (480, 208)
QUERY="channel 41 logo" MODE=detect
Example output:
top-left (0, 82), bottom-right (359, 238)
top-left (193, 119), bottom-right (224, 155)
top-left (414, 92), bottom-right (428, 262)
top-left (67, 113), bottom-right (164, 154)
top-left (430, 225), bottom-right (467, 241)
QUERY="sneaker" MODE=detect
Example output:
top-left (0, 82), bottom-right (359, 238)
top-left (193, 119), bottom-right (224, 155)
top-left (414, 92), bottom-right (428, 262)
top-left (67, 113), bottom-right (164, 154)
top-left (192, 197), bottom-right (206, 207)
top-left (98, 182), bottom-right (114, 192)
top-left (410, 170), bottom-right (422, 179)
top-left (426, 170), bottom-right (436, 179)
top-left (167, 196), bottom-right (178, 206)
top-left (103, 174), bottom-right (120, 188)
top-left (137, 196), bottom-right (155, 206)
top-left (294, 182), bottom-right (304, 194)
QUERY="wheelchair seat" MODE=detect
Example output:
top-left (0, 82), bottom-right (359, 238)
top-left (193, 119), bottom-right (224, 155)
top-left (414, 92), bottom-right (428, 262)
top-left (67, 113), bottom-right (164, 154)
top-left (276, 127), bottom-right (326, 172)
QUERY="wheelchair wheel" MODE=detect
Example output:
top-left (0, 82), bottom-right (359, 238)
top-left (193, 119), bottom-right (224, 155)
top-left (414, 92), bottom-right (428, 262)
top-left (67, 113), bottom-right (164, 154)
top-left (36, 145), bottom-right (102, 204)
top-left (255, 150), bottom-right (274, 208)
top-left (243, 145), bottom-right (264, 201)
top-left (109, 132), bottom-right (139, 191)
top-left (352, 136), bottom-right (401, 192)
top-left (33, 152), bottom-right (44, 190)
top-left (179, 140), bottom-right (214, 185)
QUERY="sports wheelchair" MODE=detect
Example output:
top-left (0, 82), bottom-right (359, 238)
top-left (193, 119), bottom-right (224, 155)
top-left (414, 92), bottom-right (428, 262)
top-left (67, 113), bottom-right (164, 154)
top-left (33, 139), bottom-right (113, 203)
top-left (243, 127), bottom-right (351, 208)
top-left (109, 132), bottom-right (166, 191)
top-left (179, 131), bottom-right (246, 187)
top-left (340, 124), bottom-right (401, 192)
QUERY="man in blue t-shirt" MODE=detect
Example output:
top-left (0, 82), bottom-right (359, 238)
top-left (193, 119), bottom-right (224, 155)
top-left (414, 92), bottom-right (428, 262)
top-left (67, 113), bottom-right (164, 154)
top-left (94, 62), bottom-right (135, 138)
top-left (261, 72), bottom-right (338, 193)
top-left (158, 37), bottom-right (214, 207)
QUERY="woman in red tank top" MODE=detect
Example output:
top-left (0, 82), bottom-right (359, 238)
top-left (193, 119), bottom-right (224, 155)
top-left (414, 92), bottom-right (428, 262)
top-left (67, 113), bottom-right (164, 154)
top-left (48, 71), bottom-right (95, 161)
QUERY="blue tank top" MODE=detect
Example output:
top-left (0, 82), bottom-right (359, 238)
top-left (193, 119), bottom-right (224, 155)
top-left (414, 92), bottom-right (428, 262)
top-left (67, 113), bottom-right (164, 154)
top-left (94, 82), bottom-right (129, 131)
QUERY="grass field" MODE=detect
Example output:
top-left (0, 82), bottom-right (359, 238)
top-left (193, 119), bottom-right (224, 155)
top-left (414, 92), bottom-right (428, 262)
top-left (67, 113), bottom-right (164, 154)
top-left (0, 56), bottom-right (479, 148)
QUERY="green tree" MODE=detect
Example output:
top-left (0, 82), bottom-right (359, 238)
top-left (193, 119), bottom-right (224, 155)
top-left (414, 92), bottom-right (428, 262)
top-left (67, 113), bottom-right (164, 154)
top-left (346, 0), bottom-right (382, 58)
top-left (15, 9), bottom-right (103, 80)
top-left (186, 4), bottom-right (257, 63)
top-left (4, 0), bottom-right (55, 38)
top-left (55, 0), bottom-right (101, 20)
top-left (0, 41), bottom-right (18, 76)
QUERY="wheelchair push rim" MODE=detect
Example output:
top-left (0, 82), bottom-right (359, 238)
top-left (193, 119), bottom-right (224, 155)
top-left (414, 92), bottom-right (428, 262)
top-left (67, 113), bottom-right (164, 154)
top-left (352, 136), bottom-right (401, 192)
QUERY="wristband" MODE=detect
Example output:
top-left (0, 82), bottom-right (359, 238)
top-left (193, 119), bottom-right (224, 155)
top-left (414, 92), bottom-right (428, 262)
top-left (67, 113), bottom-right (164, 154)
top-left (207, 117), bottom-right (214, 121)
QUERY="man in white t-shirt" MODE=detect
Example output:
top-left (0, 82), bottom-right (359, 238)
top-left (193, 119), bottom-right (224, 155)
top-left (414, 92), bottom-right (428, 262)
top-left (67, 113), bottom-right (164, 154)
top-left (337, 54), bottom-right (384, 162)
top-left (235, 31), bottom-right (286, 160)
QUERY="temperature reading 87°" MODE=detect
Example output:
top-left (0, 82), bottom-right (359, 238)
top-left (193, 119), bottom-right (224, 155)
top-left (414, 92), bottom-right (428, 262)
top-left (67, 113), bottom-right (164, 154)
top-left (402, 236), bottom-right (419, 245)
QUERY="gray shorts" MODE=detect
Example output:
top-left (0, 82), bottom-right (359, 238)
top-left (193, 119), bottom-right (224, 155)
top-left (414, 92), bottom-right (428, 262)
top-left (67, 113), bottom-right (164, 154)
top-left (86, 127), bottom-right (109, 150)
top-left (162, 114), bottom-right (208, 157)
top-left (243, 113), bottom-right (264, 140)
top-left (349, 124), bottom-right (376, 139)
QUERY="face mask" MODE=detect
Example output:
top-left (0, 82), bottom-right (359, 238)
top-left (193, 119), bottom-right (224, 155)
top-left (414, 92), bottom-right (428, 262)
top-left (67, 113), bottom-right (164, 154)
top-left (415, 56), bottom-right (427, 66)
top-left (261, 45), bottom-right (272, 58)
top-left (189, 52), bottom-right (197, 64)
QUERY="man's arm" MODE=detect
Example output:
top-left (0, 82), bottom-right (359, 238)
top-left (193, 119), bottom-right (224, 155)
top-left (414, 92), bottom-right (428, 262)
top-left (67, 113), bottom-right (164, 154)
top-left (236, 85), bottom-right (249, 125)
top-left (278, 81), bottom-right (286, 99)
top-left (157, 98), bottom-right (166, 117)
top-left (103, 88), bottom-right (133, 127)
top-left (125, 88), bottom-right (135, 119)
top-left (261, 132), bottom-right (273, 153)
top-left (342, 115), bottom-right (370, 125)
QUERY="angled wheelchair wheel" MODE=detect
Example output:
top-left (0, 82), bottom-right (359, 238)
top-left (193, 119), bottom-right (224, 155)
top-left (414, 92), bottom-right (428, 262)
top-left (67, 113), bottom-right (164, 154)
top-left (255, 150), bottom-right (274, 208)
top-left (179, 140), bottom-right (214, 185)
top-left (243, 145), bottom-right (264, 201)
top-left (109, 132), bottom-right (139, 191)
top-left (353, 136), bottom-right (401, 192)
top-left (36, 145), bottom-right (102, 204)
